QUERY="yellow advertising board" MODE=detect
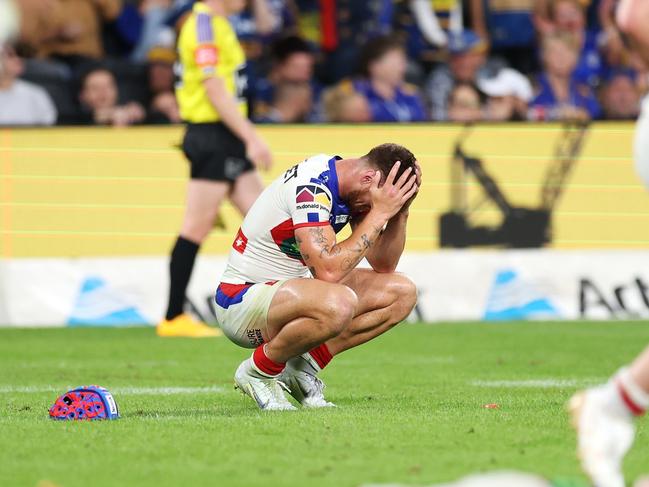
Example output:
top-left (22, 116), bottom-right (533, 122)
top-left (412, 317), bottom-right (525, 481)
top-left (1, 123), bottom-right (647, 258)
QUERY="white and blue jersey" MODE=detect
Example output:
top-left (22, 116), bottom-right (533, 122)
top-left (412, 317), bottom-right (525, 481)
top-left (220, 154), bottom-right (351, 287)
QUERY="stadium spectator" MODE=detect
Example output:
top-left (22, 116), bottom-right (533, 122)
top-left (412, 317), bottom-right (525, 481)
top-left (150, 91), bottom-right (181, 123)
top-left (425, 30), bottom-right (492, 121)
top-left (230, 0), bottom-right (293, 58)
top-left (447, 83), bottom-right (484, 123)
top-left (255, 81), bottom-right (312, 123)
top-left (0, 45), bottom-right (57, 126)
top-left (395, 0), bottom-right (461, 66)
top-left (467, 0), bottom-right (538, 74)
top-left (598, 0), bottom-right (628, 68)
top-left (322, 84), bottom-right (371, 123)
top-left (147, 46), bottom-right (175, 96)
top-left (351, 35), bottom-right (427, 123)
top-left (477, 68), bottom-right (534, 121)
top-left (315, 0), bottom-right (395, 83)
top-left (146, 46), bottom-right (179, 123)
top-left (16, 0), bottom-right (63, 56)
top-left (33, 0), bottom-right (123, 61)
top-left (78, 67), bottom-right (146, 126)
top-left (529, 33), bottom-right (601, 121)
top-left (253, 35), bottom-right (317, 119)
top-left (536, 0), bottom-right (604, 90)
top-left (125, 0), bottom-right (175, 62)
top-left (599, 70), bottom-right (641, 120)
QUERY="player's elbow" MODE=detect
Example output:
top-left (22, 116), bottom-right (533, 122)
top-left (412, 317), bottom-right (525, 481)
top-left (313, 268), bottom-right (344, 283)
top-left (369, 256), bottom-right (399, 274)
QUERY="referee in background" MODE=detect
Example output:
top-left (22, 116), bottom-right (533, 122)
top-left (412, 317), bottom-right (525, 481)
top-left (158, 0), bottom-right (272, 337)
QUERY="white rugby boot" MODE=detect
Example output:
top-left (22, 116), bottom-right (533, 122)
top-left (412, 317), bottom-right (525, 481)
top-left (234, 359), bottom-right (296, 411)
top-left (569, 386), bottom-right (636, 487)
top-left (279, 354), bottom-right (335, 408)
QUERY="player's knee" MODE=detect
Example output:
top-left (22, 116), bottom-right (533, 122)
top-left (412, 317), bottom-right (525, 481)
top-left (389, 274), bottom-right (417, 321)
top-left (321, 286), bottom-right (357, 336)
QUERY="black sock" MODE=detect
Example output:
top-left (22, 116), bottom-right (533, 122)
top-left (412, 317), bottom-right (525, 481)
top-left (165, 236), bottom-right (200, 321)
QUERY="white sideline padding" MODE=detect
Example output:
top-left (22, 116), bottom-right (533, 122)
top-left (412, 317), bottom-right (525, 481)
top-left (1, 249), bottom-right (648, 327)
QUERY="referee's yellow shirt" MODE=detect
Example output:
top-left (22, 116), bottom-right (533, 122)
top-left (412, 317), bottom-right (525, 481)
top-left (176, 2), bottom-right (247, 123)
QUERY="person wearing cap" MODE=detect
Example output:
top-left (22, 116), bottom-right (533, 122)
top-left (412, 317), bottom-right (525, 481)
top-left (478, 68), bottom-right (534, 121)
top-left (350, 34), bottom-right (427, 123)
top-left (425, 29), bottom-right (492, 121)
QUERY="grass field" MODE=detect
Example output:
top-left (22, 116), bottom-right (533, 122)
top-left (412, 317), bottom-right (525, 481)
top-left (1, 322), bottom-right (647, 487)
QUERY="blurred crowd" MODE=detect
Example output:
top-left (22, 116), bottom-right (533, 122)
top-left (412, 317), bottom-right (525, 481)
top-left (0, 0), bottom-right (647, 126)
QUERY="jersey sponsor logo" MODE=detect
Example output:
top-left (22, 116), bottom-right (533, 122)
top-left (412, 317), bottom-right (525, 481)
top-left (296, 185), bottom-right (331, 207)
top-left (307, 213), bottom-right (321, 223)
top-left (195, 45), bottom-right (218, 67)
top-left (296, 202), bottom-right (329, 211)
top-left (335, 214), bottom-right (349, 224)
top-left (232, 227), bottom-right (248, 254)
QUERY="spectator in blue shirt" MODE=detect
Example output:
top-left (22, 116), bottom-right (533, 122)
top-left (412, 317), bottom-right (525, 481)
top-left (395, 0), bottom-right (463, 66)
top-left (425, 30), bottom-right (499, 121)
top-left (529, 32), bottom-right (601, 121)
top-left (229, 0), bottom-right (294, 46)
top-left (351, 35), bottom-right (427, 123)
top-left (599, 69), bottom-right (641, 120)
top-left (254, 81), bottom-right (313, 123)
top-left (468, 0), bottom-right (537, 74)
top-left (252, 35), bottom-right (321, 121)
top-left (535, 0), bottom-right (604, 89)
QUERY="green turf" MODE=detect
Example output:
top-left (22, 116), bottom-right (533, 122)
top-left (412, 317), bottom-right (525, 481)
top-left (0, 322), bottom-right (647, 487)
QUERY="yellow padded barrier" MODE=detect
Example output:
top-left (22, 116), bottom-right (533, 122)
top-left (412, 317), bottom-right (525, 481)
top-left (1, 123), bottom-right (647, 257)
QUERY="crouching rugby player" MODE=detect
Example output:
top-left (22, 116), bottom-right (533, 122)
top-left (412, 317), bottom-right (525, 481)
top-left (215, 143), bottom-right (420, 410)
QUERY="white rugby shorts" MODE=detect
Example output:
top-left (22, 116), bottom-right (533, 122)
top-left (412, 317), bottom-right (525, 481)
top-left (214, 280), bottom-right (286, 348)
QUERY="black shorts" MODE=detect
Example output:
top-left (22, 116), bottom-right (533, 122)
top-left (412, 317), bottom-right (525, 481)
top-left (182, 122), bottom-right (255, 182)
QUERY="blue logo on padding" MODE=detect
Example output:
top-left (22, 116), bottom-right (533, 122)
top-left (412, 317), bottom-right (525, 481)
top-left (67, 277), bottom-right (147, 326)
top-left (484, 269), bottom-right (559, 321)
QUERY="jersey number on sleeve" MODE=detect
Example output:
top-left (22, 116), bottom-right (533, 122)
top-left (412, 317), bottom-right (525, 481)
top-left (283, 164), bottom-right (298, 183)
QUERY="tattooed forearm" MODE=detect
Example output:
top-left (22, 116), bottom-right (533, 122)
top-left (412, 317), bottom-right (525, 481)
top-left (303, 221), bottom-right (384, 276)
